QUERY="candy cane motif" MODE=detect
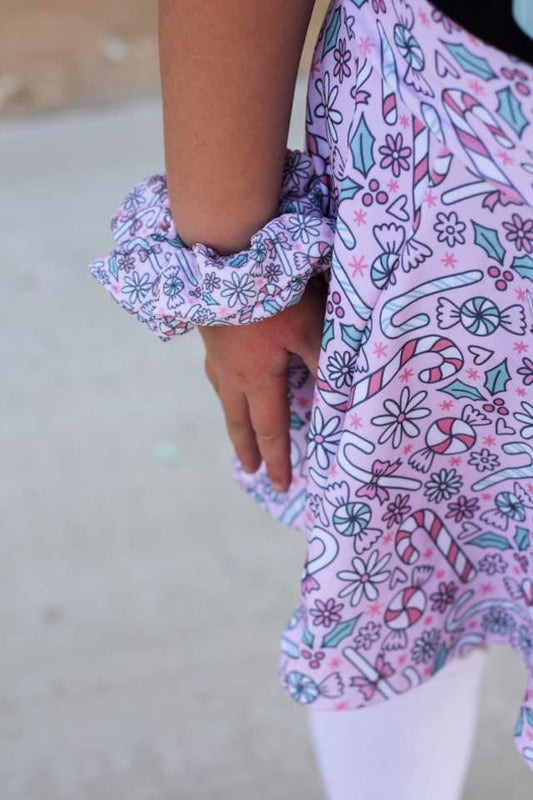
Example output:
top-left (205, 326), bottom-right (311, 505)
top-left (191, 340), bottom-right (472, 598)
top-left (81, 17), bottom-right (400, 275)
top-left (396, 509), bottom-right (477, 583)
top-left (378, 20), bottom-right (400, 126)
top-left (401, 117), bottom-right (433, 271)
top-left (472, 441), bottom-right (533, 491)
top-left (411, 116), bottom-right (430, 235)
top-left (348, 335), bottom-right (462, 409)
top-left (442, 89), bottom-right (525, 205)
top-left (380, 269), bottom-right (483, 339)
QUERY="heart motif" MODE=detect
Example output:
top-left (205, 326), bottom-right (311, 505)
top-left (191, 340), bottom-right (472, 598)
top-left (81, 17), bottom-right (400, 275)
top-left (496, 417), bottom-right (516, 436)
top-left (458, 521), bottom-right (482, 541)
top-left (435, 50), bottom-right (461, 79)
top-left (389, 566), bottom-right (408, 589)
top-left (386, 194), bottom-right (410, 222)
top-left (468, 345), bottom-right (494, 365)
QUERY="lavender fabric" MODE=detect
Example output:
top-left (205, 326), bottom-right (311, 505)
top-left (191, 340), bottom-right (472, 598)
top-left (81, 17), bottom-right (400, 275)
top-left (89, 0), bottom-right (533, 771)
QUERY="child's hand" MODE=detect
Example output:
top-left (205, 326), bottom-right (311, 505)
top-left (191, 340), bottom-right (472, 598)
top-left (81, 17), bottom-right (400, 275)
top-left (198, 275), bottom-right (328, 493)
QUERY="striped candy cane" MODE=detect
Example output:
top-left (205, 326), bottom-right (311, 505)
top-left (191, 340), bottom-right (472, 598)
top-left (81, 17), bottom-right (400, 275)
top-left (442, 88), bottom-right (524, 205)
top-left (317, 335), bottom-right (462, 412)
top-left (378, 19), bottom-right (401, 127)
top-left (347, 335), bottom-right (463, 408)
top-left (396, 510), bottom-right (477, 583)
top-left (411, 116), bottom-right (430, 235)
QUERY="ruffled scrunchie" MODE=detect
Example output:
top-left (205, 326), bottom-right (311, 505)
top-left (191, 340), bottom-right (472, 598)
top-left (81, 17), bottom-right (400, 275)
top-left (87, 147), bottom-right (336, 341)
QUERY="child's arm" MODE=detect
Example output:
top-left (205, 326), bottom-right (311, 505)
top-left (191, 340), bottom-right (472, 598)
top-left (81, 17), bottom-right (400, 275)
top-left (159, 0), bottom-right (323, 493)
top-left (159, 0), bottom-right (316, 255)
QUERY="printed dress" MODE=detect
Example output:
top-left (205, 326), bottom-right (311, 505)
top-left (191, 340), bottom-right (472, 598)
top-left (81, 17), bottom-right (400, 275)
top-left (88, 0), bottom-right (533, 770)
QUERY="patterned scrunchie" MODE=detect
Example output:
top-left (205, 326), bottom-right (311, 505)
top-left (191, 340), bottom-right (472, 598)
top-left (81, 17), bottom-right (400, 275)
top-left (88, 148), bottom-right (336, 341)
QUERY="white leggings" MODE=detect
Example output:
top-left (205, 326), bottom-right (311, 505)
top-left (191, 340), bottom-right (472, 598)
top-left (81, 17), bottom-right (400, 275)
top-left (307, 647), bottom-right (489, 800)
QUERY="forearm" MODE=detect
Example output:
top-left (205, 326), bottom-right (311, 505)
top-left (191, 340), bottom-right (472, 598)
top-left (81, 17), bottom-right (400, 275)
top-left (158, 0), bottom-right (315, 255)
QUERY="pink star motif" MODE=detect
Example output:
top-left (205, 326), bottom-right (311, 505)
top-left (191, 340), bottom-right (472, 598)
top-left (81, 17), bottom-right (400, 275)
top-left (514, 565), bottom-right (522, 575)
top-left (424, 615), bottom-right (433, 625)
top-left (397, 653), bottom-right (408, 666)
top-left (424, 189), bottom-right (437, 207)
top-left (481, 492), bottom-right (492, 501)
top-left (418, 9), bottom-right (430, 25)
top-left (516, 386), bottom-right (527, 397)
top-left (436, 569), bottom-right (446, 579)
top-left (441, 252), bottom-right (457, 268)
top-left (335, 700), bottom-right (349, 711)
top-left (527, 483), bottom-right (533, 494)
top-left (349, 254), bottom-right (368, 277)
top-left (514, 341), bottom-right (529, 353)
top-left (368, 601), bottom-right (383, 616)
top-left (383, 532), bottom-right (393, 545)
top-left (483, 435), bottom-right (496, 447)
top-left (403, 443), bottom-right (414, 454)
top-left (373, 341), bottom-right (388, 358)
top-left (497, 150), bottom-right (514, 166)
top-left (353, 208), bottom-right (368, 226)
top-left (350, 413), bottom-right (363, 429)
top-left (330, 463), bottom-right (338, 478)
top-left (449, 456), bottom-right (462, 466)
top-left (358, 36), bottom-right (374, 56)
top-left (468, 619), bottom-right (478, 629)
top-left (468, 78), bottom-right (485, 96)
top-left (400, 114), bottom-right (410, 129)
top-left (423, 666), bottom-right (432, 678)
top-left (387, 179), bottom-right (399, 193)
top-left (481, 582), bottom-right (493, 595)
top-left (466, 368), bottom-right (479, 380)
top-left (296, 396), bottom-right (309, 409)
top-left (330, 657), bottom-right (341, 669)
top-left (400, 367), bottom-right (413, 382)
top-left (440, 399), bottom-right (453, 411)
top-left (423, 548), bottom-right (434, 559)
top-left (516, 287), bottom-right (527, 301)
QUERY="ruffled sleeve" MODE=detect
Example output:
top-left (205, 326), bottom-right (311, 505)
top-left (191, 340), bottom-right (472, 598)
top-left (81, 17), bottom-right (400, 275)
top-left (87, 147), bottom-right (336, 341)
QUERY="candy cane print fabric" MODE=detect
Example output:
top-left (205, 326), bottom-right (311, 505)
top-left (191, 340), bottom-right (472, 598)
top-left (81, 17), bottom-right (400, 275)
top-left (233, 0), bottom-right (533, 770)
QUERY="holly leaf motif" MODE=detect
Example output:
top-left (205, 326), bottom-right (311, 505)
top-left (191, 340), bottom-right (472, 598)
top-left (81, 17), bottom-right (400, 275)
top-left (341, 323), bottom-right (364, 350)
top-left (472, 222), bottom-right (505, 264)
top-left (511, 255), bottom-right (533, 282)
top-left (350, 113), bottom-right (375, 177)
top-left (302, 625), bottom-right (315, 649)
top-left (322, 319), bottom-right (335, 349)
top-left (431, 644), bottom-right (449, 675)
top-left (496, 87), bottom-right (529, 139)
top-left (290, 412), bottom-right (305, 431)
top-left (321, 615), bottom-right (361, 648)
top-left (514, 526), bottom-right (530, 552)
top-left (340, 176), bottom-right (363, 202)
top-left (467, 532), bottom-right (512, 550)
top-left (443, 42), bottom-right (497, 80)
top-left (322, 6), bottom-right (342, 58)
top-left (440, 379), bottom-right (485, 401)
top-left (484, 358), bottom-right (511, 396)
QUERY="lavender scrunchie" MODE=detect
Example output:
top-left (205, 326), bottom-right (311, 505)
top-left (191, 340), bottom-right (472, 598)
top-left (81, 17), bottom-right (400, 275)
top-left (87, 147), bottom-right (336, 341)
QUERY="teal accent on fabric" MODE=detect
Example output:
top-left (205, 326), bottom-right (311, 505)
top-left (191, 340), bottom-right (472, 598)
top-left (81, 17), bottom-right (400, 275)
top-left (513, 0), bottom-right (533, 40)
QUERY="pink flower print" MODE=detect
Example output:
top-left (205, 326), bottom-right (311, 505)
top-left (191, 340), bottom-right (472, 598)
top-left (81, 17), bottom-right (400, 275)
top-left (309, 598), bottom-right (344, 628)
top-left (429, 580), bottom-right (458, 613)
top-left (378, 133), bottom-right (412, 177)
top-left (503, 214), bottom-right (533, 254)
top-left (445, 494), bottom-right (480, 523)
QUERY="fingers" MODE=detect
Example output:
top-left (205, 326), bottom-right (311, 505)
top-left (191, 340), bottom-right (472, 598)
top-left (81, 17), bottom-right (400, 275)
top-left (246, 374), bottom-right (291, 493)
top-left (218, 383), bottom-right (262, 474)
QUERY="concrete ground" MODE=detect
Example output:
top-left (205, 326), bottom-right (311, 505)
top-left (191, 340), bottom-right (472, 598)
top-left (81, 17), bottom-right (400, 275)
top-left (1, 80), bottom-right (532, 799)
